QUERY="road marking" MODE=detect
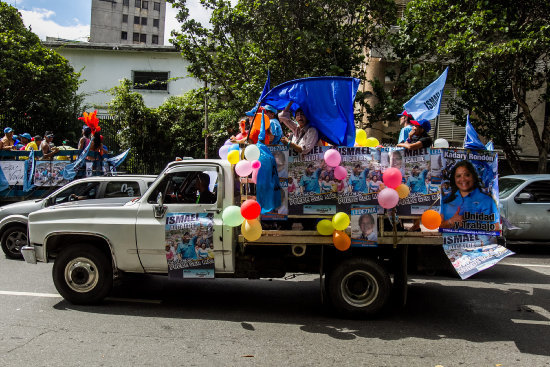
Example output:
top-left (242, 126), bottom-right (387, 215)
top-left (512, 305), bottom-right (550, 326)
top-left (0, 290), bottom-right (61, 298)
top-left (502, 263), bottom-right (550, 268)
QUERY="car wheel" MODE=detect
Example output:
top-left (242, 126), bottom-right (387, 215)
top-left (52, 244), bottom-right (113, 305)
top-left (326, 258), bottom-right (391, 318)
top-left (1, 225), bottom-right (27, 259)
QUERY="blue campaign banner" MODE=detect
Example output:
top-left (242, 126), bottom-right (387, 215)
top-left (442, 233), bottom-right (514, 279)
top-left (439, 149), bottom-right (500, 235)
top-left (403, 67), bottom-right (448, 121)
top-left (165, 213), bottom-right (215, 279)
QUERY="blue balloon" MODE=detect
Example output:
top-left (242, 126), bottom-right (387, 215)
top-left (229, 144), bottom-right (240, 152)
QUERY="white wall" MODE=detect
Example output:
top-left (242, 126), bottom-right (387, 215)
top-left (51, 44), bottom-right (202, 112)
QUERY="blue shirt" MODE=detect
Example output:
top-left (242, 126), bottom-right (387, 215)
top-left (300, 168), bottom-right (322, 193)
top-left (406, 169), bottom-right (428, 193)
top-left (442, 187), bottom-right (498, 222)
top-left (348, 168), bottom-right (369, 192)
top-left (177, 237), bottom-right (198, 260)
top-left (398, 125), bottom-right (412, 143)
top-left (269, 118), bottom-right (283, 145)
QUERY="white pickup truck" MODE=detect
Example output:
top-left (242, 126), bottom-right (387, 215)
top-left (22, 159), bottom-right (433, 317)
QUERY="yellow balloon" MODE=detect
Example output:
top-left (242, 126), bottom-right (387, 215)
top-left (227, 150), bottom-right (240, 165)
top-left (332, 212), bottom-right (350, 231)
top-left (396, 184), bottom-right (410, 199)
top-left (356, 136), bottom-right (368, 147)
top-left (355, 129), bottom-right (367, 142)
top-left (365, 137), bottom-right (379, 148)
top-left (316, 219), bottom-right (334, 236)
top-left (241, 218), bottom-right (262, 241)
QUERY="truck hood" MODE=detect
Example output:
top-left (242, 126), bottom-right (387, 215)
top-left (0, 198), bottom-right (44, 219)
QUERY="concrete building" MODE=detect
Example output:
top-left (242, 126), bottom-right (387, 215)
top-left (45, 41), bottom-right (201, 112)
top-left (90, 0), bottom-right (166, 46)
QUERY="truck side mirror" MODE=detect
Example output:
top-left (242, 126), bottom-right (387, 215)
top-left (514, 192), bottom-right (533, 204)
top-left (153, 192), bottom-right (167, 218)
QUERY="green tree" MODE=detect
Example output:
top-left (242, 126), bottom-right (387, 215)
top-left (0, 3), bottom-right (83, 138)
top-left (392, 0), bottom-right (550, 173)
top-left (168, 0), bottom-right (397, 135)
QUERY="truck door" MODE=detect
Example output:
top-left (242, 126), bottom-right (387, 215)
top-left (135, 164), bottom-right (226, 276)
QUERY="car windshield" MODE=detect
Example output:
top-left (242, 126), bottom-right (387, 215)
top-left (498, 178), bottom-right (525, 199)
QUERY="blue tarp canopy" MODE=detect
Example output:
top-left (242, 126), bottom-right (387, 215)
top-left (260, 76), bottom-right (360, 147)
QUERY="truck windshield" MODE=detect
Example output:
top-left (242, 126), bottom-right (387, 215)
top-left (498, 178), bottom-right (525, 199)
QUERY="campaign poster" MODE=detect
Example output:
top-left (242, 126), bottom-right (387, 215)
top-left (337, 147), bottom-right (381, 213)
top-left (262, 146), bottom-right (289, 220)
top-left (33, 161), bottom-right (71, 187)
top-left (442, 233), bottom-right (514, 279)
top-left (392, 148), bottom-right (439, 215)
top-left (350, 205), bottom-right (378, 247)
top-left (165, 212), bottom-right (215, 279)
top-left (288, 146), bottom-right (338, 215)
top-left (439, 149), bottom-right (500, 235)
top-left (0, 161), bottom-right (25, 185)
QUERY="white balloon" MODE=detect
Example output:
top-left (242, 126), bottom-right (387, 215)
top-left (244, 144), bottom-right (261, 161)
top-left (433, 138), bottom-right (449, 148)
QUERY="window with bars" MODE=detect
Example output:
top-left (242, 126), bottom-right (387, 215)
top-left (134, 16), bottom-right (140, 24)
top-left (133, 32), bottom-right (140, 42)
top-left (122, 14), bottom-right (128, 23)
top-left (133, 71), bottom-right (169, 91)
top-left (141, 17), bottom-right (147, 25)
top-left (121, 31), bottom-right (128, 40)
top-left (433, 86), bottom-right (466, 143)
top-left (123, 0), bottom-right (129, 5)
top-left (135, 0), bottom-right (141, 7)
top-left (153, 18), bottom-right (159, 27)
top-left (142, 1), bottom-right (148, 9)
top-left (152, 35), bottom-right (159, 44)
top-left (154, 2), bottom-right (160, 11)
top-left (140, 34), bottom-right (147, 43)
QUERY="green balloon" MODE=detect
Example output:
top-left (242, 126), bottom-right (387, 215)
top-left (222, 205), bottom-right (244, 227)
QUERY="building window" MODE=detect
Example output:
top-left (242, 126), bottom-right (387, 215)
top-left (123, 0), bottom-right (129, 6)
top-left (153, 18), bottom-right (159, 28)
top-left (152, 35), bottom-right (158, 44)
top-left (135, 0), bottom-right (141, 7)
top-left (141, 17), bottom-right (147, 25)
top-left (122, 14), bottom-right (128, 23)
top-left (133, 71), bottom-right (169, 91)
top-left (140, 34), bottom-right (147, 43)
top-left (154, 2), bottom-right (160, 11)
top-left (121, 31), bottom-right (128, 40)
top-left (142, 1), bottom-right (148, 9)
top-left (133, 32), bottom-right (140, 42)
top-left (134, 16), bottom-right (140, 24)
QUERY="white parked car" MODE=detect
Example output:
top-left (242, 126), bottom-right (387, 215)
top-left (0, 175), bottom-right (156, 259)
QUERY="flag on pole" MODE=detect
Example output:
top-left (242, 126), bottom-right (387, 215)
top-left (403, 67), bottom-right (448, 121)
top-left (463, 115), bottom-right (486, 150)
top-left (23, 149), bottom-right (35, 192)
top-left (245, 70), bottom-right (271, 116)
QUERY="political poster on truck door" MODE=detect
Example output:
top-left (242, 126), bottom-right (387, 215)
top-left (165, 213), bottom-right (215, 279)
top-left (439, 149), bottom-right (500, 236)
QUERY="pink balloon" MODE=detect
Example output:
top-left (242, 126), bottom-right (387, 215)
top-left (251, 160), bottom-right (261, 170)
top-left (251, 167), bottom-right (258, 183)
top-left (378, 188), bottom-right (399, 209)
top-left (382, 167), bottom-right (403, 189)
top-left (324, 149), bottom-right (341, 167)
top-left (235, 160), bottom-right (253, 177)
top-left (333, 165), bottom-right (347, 180)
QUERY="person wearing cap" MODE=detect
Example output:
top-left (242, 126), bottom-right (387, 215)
top-left (0, 127), bottom-right (16, 151)
top-left (18, 133), bottom-right (32, 150)
top-left (261, 104), bottom-right (283, 145)
top-left (279, 101), bottom-right (320, 155)
top-left (397, 119), bottom-right (432, 150)
top-left (25, 135), bottom-right (42, 151)
top-left (397, 110), bottom-right (413, 144)
top-left (40, 133), bottom-right (59, 160)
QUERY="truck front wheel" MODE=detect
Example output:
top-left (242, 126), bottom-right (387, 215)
top-left (52, 244), bottom-right (113, 304)
top-left (326, 258), bottom-right (391, 317)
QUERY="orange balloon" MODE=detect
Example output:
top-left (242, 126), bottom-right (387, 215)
top-left (421, 209), bottom-right (442, 230)
top-left (333, 230), bottom-right (351, 251)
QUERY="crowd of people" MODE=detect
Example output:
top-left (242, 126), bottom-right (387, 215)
top-left (165, 228), bottom-right (215, 262)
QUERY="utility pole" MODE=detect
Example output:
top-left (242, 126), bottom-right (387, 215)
top-left (204, 79), bottom-right (208, 159)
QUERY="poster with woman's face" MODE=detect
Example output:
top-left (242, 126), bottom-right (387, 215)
top-left (439, 149), bottom-right (500, 235)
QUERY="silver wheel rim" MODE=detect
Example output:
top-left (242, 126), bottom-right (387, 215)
top-left (340, 270), bottom-right (379, 308)
top-left (5, 230), bottom-right (27, 254)
top-left (64, 257), bottom-right (99, 293)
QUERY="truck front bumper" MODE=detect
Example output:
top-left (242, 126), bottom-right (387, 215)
top-left (21, 245), bottom-right (37, 264)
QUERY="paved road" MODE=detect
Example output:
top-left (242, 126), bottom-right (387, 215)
top-left (0, 247), bottom-right (549, 367)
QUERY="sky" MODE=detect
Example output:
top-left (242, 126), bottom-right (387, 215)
top-left (4, 0), bottom-right (213, 45)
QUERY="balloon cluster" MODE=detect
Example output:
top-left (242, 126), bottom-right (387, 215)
top-left (323, 149), bottom-right (347, 180)
top-left (222, 199), bottom-right (264, 241)
top-left (316, 212), bottom-right (351, 251)
top-left (78, 110), bottom-right (101, 134)
top-left (355, 129), bottom-right (379, 148)
top-left (219, 142), bottom-right (262, 182)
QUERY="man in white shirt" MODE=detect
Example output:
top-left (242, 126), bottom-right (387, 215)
top-left (279, 102), bottom-right (320, 155)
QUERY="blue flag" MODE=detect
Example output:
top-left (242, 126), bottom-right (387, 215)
top-left (63, 142), bottom-right (91, 180)
top-left (464, 115), bottom-right (486, 150)
top-left (485, 140), bottom-right (494, 151)
top-left (403, 67), bottom-right (448, 121)
top-left (245, 70), bottom-right (271, 116)
top-left (261, 76), bottom-right (360, 146)
top-left (105, 148), bottom-right (131, 168)
top-left (23, 149), bottom-right (35, 192)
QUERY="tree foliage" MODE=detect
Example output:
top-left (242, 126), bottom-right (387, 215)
top-left (0, 3), bottom-right (83, 138)
top-left (391, 0), bottom-right (550, 173)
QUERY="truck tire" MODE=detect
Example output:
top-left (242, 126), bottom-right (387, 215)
top-left (52, 244), bottom-right (113, 305)
top-left (1, 225), bottom-right (27, 260)
top-left (326, 258), bottom-right (391, 318)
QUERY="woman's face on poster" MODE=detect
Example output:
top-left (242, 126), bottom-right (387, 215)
top-left (455, 166), bottom-right (475, 193)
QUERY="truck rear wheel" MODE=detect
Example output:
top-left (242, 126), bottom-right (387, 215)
top-left (52, 244), bottom-right (113, 304)
top-left (1, 225), bottom-right (27, 259)
top-left (326, 258), bottom-right (391, 317)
